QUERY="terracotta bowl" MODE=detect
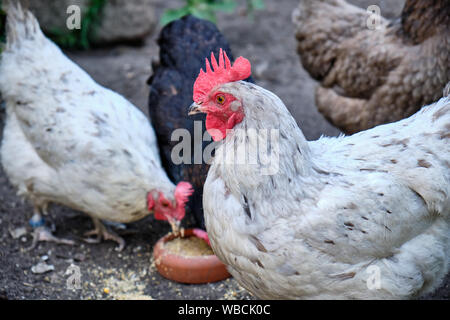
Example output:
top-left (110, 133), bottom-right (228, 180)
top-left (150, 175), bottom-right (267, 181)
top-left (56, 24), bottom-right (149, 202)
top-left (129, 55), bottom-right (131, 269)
top-left (153, 228), bottom-right (231, 284)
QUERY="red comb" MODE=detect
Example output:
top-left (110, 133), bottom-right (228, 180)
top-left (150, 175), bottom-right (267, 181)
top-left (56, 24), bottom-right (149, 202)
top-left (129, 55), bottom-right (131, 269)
top-left (175, 182), bottom-right (194, 208)
top-left (193, 48), bottom-right (251, 103)
top-left (192, 229), bottom-right (210, 246)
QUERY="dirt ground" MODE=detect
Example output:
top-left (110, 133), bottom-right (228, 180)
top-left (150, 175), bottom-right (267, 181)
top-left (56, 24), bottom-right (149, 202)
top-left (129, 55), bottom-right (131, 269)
top-left (0, 0), bottom-right (448, 300)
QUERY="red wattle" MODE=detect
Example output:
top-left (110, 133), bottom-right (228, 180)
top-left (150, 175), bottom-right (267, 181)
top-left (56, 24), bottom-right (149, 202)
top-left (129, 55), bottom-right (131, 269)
top-left (154, 211), bottom-right (167, 221)
top-left (206, 114), bottom-right (227, 141)
top-left (192, 228), bottom-right (211, 246)
top-left (206, 112), bottom-right (244, 142)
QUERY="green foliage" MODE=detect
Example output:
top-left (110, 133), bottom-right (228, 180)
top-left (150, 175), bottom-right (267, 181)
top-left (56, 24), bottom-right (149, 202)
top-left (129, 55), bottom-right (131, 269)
top-left (243, 0), bottom-right (264, 21)
top-left (0, 0), bottom-right (6, 46)
top-left (48, 0), bottom-right (106, 49)
top-left (0, 0), bottom-right (106, 50)
top-left (246, 0), bottom-right (264, 11)
top-left (161, 0), bottom-right (265, 26)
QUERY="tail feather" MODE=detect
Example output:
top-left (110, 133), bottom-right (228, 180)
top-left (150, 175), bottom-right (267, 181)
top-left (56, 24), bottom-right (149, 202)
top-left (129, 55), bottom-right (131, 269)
top-left (4, 0), bottom-right (43, 49)
top-left (444, 82), bottom-right (450, 97)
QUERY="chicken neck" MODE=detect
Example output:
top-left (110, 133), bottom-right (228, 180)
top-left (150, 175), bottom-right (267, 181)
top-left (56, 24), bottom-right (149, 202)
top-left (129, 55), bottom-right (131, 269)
top-left (212, 82), bottom-right (319, 201)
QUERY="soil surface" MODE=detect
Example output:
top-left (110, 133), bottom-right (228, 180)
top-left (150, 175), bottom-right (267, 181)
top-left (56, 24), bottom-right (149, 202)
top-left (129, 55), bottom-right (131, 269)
top-left (0, 0), bottom-right (448, 300)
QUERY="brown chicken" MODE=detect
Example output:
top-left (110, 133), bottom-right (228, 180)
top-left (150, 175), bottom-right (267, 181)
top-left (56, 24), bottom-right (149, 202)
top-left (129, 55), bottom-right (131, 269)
top-left (293, 0), bottom-right (450, 133)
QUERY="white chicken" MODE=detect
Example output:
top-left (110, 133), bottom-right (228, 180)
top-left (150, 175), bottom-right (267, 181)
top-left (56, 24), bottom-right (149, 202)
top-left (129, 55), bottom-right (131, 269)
top-left (189, 50), bottom-right (450, 299)
top-left (0, 3), bottom-right (193, 251)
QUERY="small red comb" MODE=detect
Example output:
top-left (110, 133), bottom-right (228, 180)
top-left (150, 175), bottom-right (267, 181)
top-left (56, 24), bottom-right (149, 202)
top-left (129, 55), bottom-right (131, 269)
top-left (192, 228), bottom-right (210, 246)
top-left (175, 182), bottom-right (194, 208)
top-left (193, 48), bottom-right (251, 103)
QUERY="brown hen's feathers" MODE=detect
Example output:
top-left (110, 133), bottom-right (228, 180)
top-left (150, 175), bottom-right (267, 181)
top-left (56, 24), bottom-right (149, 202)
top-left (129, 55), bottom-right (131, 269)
top-left (398, 0), bottom-right (450, 44)
top-left (293, 0), bottom-right (450, 133)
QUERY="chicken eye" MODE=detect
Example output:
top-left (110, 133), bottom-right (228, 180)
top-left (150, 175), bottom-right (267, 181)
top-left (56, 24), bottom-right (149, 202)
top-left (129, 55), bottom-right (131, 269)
top-left (216, 95), bottom-right (225, 104)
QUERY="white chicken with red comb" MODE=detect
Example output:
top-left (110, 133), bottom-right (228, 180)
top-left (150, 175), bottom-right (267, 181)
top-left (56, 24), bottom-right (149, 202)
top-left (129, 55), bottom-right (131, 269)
top-left (0, 4), bottom-right (193, 251)
top-left (189, 49), bottom-right (450, 299)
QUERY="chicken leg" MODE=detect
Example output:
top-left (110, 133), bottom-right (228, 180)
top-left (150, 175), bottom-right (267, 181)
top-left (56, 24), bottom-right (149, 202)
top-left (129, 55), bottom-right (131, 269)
top-left (27, 204), bottom-right (76, 250)
top-left (83, 217), bottom-right (125, 252)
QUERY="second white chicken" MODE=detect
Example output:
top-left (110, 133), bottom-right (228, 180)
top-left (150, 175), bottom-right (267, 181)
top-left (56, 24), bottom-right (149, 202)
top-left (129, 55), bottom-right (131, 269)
top-left (0, 4), bottom-right (193, 250)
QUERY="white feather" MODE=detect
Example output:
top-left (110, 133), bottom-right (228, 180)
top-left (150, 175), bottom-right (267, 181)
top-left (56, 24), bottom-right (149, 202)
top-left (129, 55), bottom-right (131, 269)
top-left (204, 81), bottom-right (449, 299)
top-left (0, 5), bottom-right (175, 223)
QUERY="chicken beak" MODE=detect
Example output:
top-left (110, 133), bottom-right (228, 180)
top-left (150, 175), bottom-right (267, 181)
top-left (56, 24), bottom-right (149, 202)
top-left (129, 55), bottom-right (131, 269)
top-left (167, 216), bottom-right (181, 235)
top-left (188, 102), bottom-right (205, 115)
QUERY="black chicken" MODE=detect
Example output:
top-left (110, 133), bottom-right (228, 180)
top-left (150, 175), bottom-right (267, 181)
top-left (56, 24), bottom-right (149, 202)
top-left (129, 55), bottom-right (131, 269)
top-left (148, 15), bottom-right (253, 229)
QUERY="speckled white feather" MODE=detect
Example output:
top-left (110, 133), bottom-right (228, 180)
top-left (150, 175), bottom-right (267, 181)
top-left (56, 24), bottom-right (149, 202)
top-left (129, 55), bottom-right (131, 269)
top-left (204, 81), bottom-right (449, 299)
top-left (0, 4), bottom-right (175, 223)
